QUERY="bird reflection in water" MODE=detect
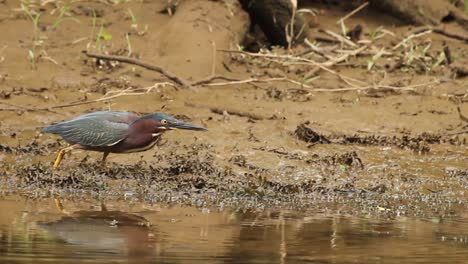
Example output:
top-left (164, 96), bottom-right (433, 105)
top-left (37, 199), bottom-right (155, 261)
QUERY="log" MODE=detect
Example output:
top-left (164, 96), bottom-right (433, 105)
top-left (370, 0), bottom-right (468, 30)
top-left (240, 0), bottom-right (309, 47)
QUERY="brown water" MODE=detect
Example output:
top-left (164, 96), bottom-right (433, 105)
top-left (0, 196), bottom-right (467, 264)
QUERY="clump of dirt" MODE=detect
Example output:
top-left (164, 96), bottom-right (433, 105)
top-left (229, 154), bottom-right (269, 174)
top-left (8, 162), bottom-right (108, 191)
top-left (294, 123), bottom-right (331, 144)
top-left (294, 123), bottom-right (465, 153)
top-left (306, 151), bottom-right (364, 169)
top-left (0, 138), bottom-right (64, 155)
top-left (445, 167), bottom-right (468, 179)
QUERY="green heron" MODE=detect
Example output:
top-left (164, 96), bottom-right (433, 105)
top-left (42, 111), bottom-right (206, 168)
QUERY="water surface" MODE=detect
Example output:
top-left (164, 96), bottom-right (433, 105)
top-left (0, 196), bottom-right (467, 263)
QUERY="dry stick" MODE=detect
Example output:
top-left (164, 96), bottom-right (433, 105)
top-left (322, 45), bottom-right (368, 67)
top-left (218, 49), bottom-right (365, 87)
top-left (457, 106), bottom-right (468, 123)
top-left (299, 38), bottom-right (335, 59)
top-left (319, 29), bottom-right (357, 47)
top-left (206, 77), bottom-right (315, 89)
top-left (2, 83), bottom-right (174, 112)
top-left (0, 100), bottom-right (91, 112)
top-left (210, 41), bottom-right (216, 76)
top-left (262, 55), bottom-right (363, 88)
top-left (409, 26), bottom-right (468, 43)
top-left (0, 101), bottom-right (30, 110)
top-left (204, 73), bottom-right (439, 92)
top-left (287, 2), bottom-right (297, 51)
top-left (191, 75), bottom-right (240, 86)
top-left (186, 102), bottom-right (266, 120)
top-left (207, 77), bottom-right (283, 86)
top-left (51, 83), bottom-right (174, 110)
top-left (98, 83), bottom-right (174, 100)
top-left (336, 1), bottom-right (369, 25)
top-left (308, 80), bottom-right (440, 92)
top-left (433, 27), bottom-right (468, 42)
top-left (392, 30), bottom-right (432, 50)
top-left (210, 107), bottom-right (265, 120)
top-left (0, 108), bottom-right (23, 112)
top-left (84, 51), bottom-right (192, 88)
top-left (190, 41), bottom-right (226, 87)
top-left (445, 130), bottom-right (468, 136)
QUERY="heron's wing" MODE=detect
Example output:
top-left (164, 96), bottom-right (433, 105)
top-left (43, 111), bottom-right (139, 147)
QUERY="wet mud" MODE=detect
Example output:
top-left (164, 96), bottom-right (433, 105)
top-left (0, 0), bottom-right (467, 218)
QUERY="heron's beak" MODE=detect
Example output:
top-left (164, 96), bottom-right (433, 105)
top-left (170, 121), bottom-right (207, 131)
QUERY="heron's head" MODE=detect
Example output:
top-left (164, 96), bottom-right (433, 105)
top-left (135, 113), bottom-right (207, 133)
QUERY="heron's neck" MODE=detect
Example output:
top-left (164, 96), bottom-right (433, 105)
top-left (128, 119), bottom-right (158, 135)
top-left (120, 121), bottom-right (162, 152)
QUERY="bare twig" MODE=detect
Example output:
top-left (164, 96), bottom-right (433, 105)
top-left (286, 0), bottom-right (297, 50)
top-left (210, 107), bottom-right (265, 120)
top-left (218, 49), bottom-right (365, 87)
top-left (210, 40), bottom-right (216, 76)
top-left (191, 75), bottom-right (240, 86)
top-left (299, 38), bottom-right (334, 59)
top-left (309, 80), bottom-right (440, 92)
top-left (189, 41), bottom-right (229, 87)
top-left (445, 130), bottom-right (468, 136)
top-left (392, 30), bottom-right (432, 50)
top-left (457, 106), bottom-right (468, 123)
top-left (336, 2), bottom-right (369, 25)
top-left (186, 102), bottom-right (266, 120)
top-left (409, 26), bottom-right (468, 43)
top-left (319, 29), bottom-right (357, 47)
top-left (0, 82), bottom-right (174, 112)
top-left (84, 51), bottom-right (192, 88)
top-left (206, 77), bottom-right (283, 86)
top-left (434, 27), bottom-right (468, 42)
top-left (205, 77), bottom-right (315, 89)
top-left (322, 45), bottom-right (368, 67)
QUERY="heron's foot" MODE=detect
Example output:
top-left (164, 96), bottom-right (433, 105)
top-left (53, 145), bottom-right (78, 169)
top-left (54, 198), bottom-right (71, 215)
top-left (97, 161), bottom-right (113, 174)
top-left (98, 152), bottom-right (112, 173)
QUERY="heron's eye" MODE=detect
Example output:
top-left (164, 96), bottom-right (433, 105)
top-left (160, 119), bottom-right (168, 125)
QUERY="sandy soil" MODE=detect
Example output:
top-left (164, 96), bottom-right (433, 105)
top-left (0, 0), bottom-right (467, 217)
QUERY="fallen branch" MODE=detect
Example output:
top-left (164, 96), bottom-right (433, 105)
top-left (392, 29), bottom-right (432, 50)
top-left (457, 106), bottom-right (468, 123)
top-left (319, 29), bottom-right (357, 47)
top-left (186, 102), bottom-right (266, 120)
top-left (322, 45), bottom-right (368, 67)
top-left (308, 79), bottom-right (440, 92)
top-left (409, 26), bottom-right (468, 43)
top-left (210, 107), bottom-right (265, 120)
top-left (84, 51), bottom-right (192, 88)
top-left (205, 77), bottom-right (315, 89)
top-left (190, 75), bottom-right (240, 86)
top-left (300, 38), bottom-right (335, 59)
top-left (336, 2), bottom-right (369, 25)
top-left (1, 82), bottom-right (175, 113)
top-left (445, 130), bottom-right (468, 136)
top-left (218, 49), bottom-right (366, 88)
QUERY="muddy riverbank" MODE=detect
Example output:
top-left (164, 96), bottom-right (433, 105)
top-left (0, 0), bottom-right (467, 218)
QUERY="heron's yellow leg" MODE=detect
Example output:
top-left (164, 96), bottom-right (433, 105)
top-left (54, 198), bottom-right (64, 212)
top-left (100, 201), bottom-right (108, 212)
top-left (101, 152), bottom-right (110, 166)
top-left (53, 198), bottom-right (71, 215)
top-left (53, 145), bottom-right (78, 169)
